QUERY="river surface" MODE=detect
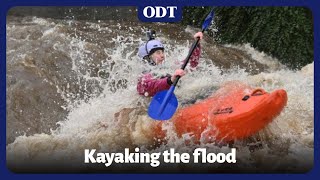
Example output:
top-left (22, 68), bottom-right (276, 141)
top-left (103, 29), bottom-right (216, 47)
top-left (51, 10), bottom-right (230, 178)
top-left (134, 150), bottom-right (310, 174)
top-left (6, 14), bottom-right (314, 173)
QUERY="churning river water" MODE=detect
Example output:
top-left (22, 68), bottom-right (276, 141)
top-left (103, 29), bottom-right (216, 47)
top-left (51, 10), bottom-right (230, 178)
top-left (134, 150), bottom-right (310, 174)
top-left (6, 15), bottom-right (314, 173)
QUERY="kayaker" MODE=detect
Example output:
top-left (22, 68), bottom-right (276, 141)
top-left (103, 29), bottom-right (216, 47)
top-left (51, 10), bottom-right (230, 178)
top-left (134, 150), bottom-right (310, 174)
top-left (137, 30), bottom-right (203, 97)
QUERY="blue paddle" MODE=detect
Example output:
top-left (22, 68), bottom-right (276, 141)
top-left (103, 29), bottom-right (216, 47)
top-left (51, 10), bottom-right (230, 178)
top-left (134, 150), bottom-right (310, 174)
top-left (148, 9), bottom-right (215, 120)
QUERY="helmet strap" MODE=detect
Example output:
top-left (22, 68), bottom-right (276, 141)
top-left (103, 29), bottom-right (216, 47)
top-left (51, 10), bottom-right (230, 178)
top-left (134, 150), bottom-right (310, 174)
top-left (143, 56), bottom-right (156, 66)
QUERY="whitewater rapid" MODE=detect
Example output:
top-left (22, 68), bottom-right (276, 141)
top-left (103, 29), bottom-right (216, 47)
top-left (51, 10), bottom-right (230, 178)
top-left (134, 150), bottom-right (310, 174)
top-left (6, 16), bottom-right (313, 173)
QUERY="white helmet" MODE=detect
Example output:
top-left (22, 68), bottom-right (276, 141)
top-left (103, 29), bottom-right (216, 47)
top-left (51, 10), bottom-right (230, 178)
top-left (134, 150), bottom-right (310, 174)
top-left (138, 39), bottom-right (164, 58)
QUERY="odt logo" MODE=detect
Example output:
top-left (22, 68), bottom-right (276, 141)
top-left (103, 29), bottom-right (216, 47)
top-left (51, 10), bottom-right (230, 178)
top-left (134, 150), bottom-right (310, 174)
top-left (138, 6), bottom-right (182, 22)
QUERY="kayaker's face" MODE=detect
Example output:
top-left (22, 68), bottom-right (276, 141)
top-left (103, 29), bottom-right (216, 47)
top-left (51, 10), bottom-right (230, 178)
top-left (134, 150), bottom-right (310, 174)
top-left (150, 50), bottom-right (165, 65)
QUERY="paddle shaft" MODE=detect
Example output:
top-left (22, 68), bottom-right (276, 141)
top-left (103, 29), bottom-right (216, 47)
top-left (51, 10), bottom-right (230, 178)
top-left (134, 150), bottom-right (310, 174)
top-left (172, 29), bottom-right (204, 86)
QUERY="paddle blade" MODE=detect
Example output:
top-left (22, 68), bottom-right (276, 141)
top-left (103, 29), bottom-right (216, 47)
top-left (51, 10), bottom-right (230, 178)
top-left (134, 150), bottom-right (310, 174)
top-left (202, 9), bottom-right (214, 31)
top-left (148, 88), bottom-right (178, 120)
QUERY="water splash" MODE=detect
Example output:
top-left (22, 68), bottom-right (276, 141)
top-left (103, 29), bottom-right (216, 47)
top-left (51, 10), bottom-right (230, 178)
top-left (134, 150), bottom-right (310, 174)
top-left (6, 16), bottom-right (313, 173)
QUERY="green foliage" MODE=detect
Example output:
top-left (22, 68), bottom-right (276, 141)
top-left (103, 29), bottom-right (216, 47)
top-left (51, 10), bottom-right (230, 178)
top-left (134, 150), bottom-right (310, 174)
top-left (182, 7), bottom-right (313, 69)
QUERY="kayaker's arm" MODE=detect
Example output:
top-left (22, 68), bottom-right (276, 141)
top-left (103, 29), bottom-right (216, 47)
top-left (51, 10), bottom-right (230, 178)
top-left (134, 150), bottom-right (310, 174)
top-left (137, 73), bottom-right (172, 97)
top-left (187, 31), bottom-right (203, 69)
top-left (188, 43), bottom-right (201, 68)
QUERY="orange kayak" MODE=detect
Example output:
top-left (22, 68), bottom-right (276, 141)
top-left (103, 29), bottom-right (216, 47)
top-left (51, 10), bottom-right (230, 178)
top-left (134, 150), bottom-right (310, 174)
top-left (154, 82), bottom-right (287, 143)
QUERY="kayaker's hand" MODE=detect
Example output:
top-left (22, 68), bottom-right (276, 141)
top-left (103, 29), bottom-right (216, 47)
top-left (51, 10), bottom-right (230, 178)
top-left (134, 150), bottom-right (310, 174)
top-left (171, 69), bottom-right (186, 82)
top-left (194, 32), bottom-right (203, 40)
